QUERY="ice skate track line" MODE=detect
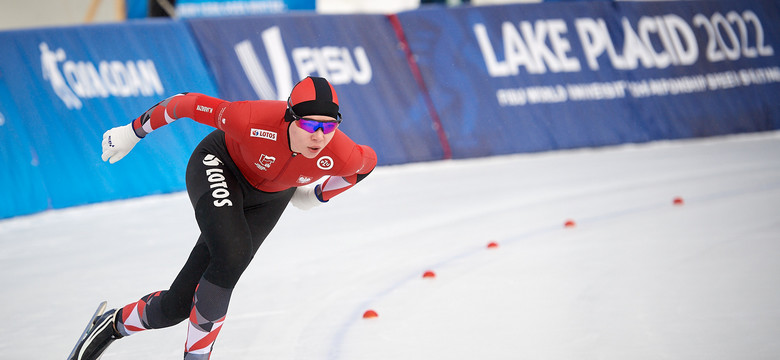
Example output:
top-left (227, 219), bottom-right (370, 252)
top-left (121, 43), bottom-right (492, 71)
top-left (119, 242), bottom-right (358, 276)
top-left (324, 179), bottom-right (780, 360)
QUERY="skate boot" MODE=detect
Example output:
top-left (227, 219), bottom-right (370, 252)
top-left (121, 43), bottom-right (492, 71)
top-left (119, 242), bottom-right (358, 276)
top-left (72, 309), bottom-right (123, 360)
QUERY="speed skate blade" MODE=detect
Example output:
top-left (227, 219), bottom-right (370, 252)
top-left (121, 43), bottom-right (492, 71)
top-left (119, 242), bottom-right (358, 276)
top-left (66, 301), bottom-right (108, 360)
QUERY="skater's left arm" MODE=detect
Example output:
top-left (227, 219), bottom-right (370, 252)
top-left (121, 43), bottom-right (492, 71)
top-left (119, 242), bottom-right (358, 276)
top-left (318, 144), bottom-right (377, 201)
top-left (290, 144), bottom-right (377, 210)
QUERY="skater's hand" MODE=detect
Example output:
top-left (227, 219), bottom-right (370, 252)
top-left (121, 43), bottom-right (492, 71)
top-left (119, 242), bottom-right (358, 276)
top-left (101, 124), bottom-right (141, 164)
top-left (291, 184), bottom-right (327, 210)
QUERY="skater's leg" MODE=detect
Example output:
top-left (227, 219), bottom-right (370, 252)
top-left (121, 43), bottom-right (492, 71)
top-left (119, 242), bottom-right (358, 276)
top-left (114, 135), bottom-right (239, 337)
top-left (179, 142), bottom-right (251, 358)
top-left (180, 188), bottom-right (251, 357)
top-left (114, 131), bottom-right (296, 358)
top-left (184, 277), bottom-right (232, 359)
top-left (181, 187), bottom-right (295, 358)
top-left (115, 239), bottom-right (210, 336)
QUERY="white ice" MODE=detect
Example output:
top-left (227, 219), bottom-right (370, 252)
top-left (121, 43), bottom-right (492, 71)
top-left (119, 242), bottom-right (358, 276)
top-left (2, 131), bottom-right (779, 359)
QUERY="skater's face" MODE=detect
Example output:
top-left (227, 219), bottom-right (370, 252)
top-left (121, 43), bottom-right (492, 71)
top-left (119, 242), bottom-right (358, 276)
top-left (288, 115), bottom-right (337, 159)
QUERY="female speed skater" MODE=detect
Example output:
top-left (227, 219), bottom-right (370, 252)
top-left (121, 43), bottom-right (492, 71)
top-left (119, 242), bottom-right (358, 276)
top-left (70, 76), bottom-right (377, 360)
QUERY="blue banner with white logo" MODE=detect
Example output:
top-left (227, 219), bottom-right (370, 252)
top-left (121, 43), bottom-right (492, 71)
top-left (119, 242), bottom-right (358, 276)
top-left (0, 20), bottom-right (218, 219)
top-left (397, 0), bottom-right (780, 158)
top-left (3, 1), bottom-right (780, 219)
top-left (186, 14), bottom-right (445, 165)
top-left (176, 0), bottom-right (315, 18)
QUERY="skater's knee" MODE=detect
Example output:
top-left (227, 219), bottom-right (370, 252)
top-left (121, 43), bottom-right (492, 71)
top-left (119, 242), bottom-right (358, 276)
top-left (204, 250), bottom-right (251, 288)
top-left (158, 291), bottom-right (194, 324)
top-left (139, 291), bottom-right (190, 328)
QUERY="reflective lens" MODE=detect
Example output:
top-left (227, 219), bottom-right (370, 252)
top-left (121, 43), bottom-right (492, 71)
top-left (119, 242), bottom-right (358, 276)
top-left (297, 118), bottom-right (339, 134)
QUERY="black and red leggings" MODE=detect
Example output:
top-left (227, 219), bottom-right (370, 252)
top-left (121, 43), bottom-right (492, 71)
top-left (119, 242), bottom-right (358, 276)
top-left (114, 131), bottom-right (294, 359)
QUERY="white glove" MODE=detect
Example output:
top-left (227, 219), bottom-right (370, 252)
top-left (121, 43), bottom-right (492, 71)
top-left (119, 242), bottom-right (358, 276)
top-left (291, 184), bottom-right (327, 210)
top-left (101, 124), bottom-right (141, 164)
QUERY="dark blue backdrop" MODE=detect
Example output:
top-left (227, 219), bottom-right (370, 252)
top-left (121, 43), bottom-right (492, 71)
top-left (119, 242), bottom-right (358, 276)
top-left (2, 0), bottom-right (779, 219)
top-left (397, 0), bottom-right (780, 158)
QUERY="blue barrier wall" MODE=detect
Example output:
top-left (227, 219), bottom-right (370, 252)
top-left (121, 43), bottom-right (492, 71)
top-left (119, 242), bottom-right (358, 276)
top-left (186, 14), bottom-right (445, 166)
top-left (2, 1), bottom-right (779, 219)
top-left (0, 21), bottom-right (218, 219)
top-left (397, 0), bottom-right (780, 158)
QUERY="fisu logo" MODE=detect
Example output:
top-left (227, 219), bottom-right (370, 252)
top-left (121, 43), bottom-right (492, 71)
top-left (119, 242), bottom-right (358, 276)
top-left (233, 26), bottom-right (373, 101)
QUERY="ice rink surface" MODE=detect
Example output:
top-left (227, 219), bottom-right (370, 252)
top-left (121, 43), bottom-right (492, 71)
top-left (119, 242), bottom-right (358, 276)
top-left (2, 131), bottom-right (779, 359)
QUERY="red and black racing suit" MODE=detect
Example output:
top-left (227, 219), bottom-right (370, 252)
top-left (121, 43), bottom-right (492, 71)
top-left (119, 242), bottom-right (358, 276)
top-left (112, 93), bottom-right (377, 359)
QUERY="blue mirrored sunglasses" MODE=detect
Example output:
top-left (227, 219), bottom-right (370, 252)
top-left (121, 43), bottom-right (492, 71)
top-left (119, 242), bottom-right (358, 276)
top-left (297, 118), bottom-right (339, 134)
top-left (287, 97), bottom-right (342, 134)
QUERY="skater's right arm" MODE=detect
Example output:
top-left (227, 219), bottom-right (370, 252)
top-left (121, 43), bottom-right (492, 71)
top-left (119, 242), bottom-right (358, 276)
top-left (101, 93), bottom-right (229, 164)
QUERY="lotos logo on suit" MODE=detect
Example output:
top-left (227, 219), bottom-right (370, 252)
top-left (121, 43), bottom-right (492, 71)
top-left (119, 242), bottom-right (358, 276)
top-left (202, 154), bottom-right (223, 166)
top-left (250, 128), bottom-right (277, 141)
top-left (202, 154), bottom-right (232, 207)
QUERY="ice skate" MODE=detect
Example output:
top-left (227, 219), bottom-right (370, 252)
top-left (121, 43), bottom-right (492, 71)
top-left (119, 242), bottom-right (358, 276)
top-left (69, 308), bottom-right (123, 360)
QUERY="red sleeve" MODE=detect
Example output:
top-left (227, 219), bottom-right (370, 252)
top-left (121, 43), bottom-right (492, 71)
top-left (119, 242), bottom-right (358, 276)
top-left (318, 144), bottom-right (377, 201)
top-left (130, 93), bottom-right (229, 137)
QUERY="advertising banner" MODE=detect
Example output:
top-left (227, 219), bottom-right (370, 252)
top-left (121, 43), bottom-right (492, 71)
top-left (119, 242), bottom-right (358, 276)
top-left (0, 20), bottom-right (218, 218)
top-left (176, 0), bottom-right (315, 18)
top-left (4, 1), bottom-right (779, 219)
top-left (397, 0), bottom-right (780, 158)
top-left (187, 14), bottom-right (445, 165)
